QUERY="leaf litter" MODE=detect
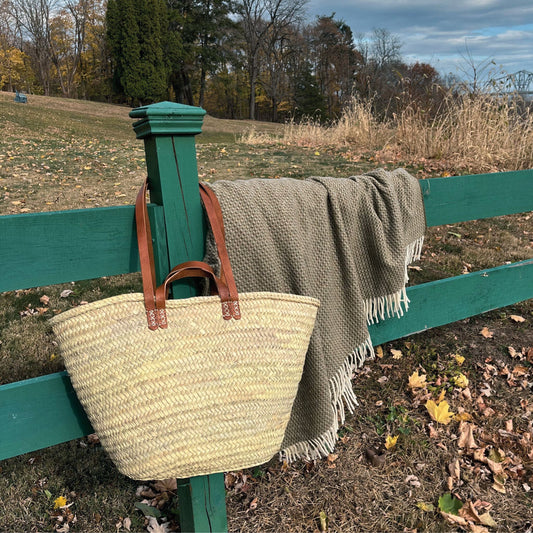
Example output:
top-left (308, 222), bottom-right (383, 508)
top-left (223, 303), bottom-right (532, 532)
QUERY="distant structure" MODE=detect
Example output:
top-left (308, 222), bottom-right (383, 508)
top-left (494, 70), bottom-right (533, 98)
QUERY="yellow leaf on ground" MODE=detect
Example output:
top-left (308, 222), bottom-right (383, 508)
top-left (426, 399), bottom-right (454, 424)
top-left (408, 370), bottom-right (427, 389)
top-left (53, 496), bottom-right (67, 509)
top-left (375, 346), bottom-right (384, 358)
top-left (453, 354), bottom-right (465, 366)
top-left (385, 434), bottom-right (399, 450)
top-left (510, 315), bottom-right (525, 323)
top-left (319, 510), bottom-right (328, 531)
top-left (455, 411), bottom-right (473, 422)
top-left (436, 389), bottom-right (446, 404)
top-left (453, 373), bottom-right (469, 388)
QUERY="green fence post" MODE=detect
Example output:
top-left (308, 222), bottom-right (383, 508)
top-left (130, 101), bottom-right (228, 533)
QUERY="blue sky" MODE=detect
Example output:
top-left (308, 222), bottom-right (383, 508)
top-left (306, 0), bottom-right (533, 81)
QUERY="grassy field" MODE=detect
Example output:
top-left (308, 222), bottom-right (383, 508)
top-left (0, 91), bottom-right (531, 532)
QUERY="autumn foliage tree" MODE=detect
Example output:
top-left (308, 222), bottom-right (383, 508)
top-left (2, 0), bottom-right (449, 123)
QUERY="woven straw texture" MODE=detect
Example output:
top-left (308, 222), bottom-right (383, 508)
top-left (51, 291), bottom-right (319, 480)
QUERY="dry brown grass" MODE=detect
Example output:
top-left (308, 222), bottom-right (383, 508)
top-left (244, 94), bottom-right (533, 174)
top-left (396, 95), bottom-right (533, 172)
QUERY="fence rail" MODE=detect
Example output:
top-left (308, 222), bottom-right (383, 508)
top-left (1, 170), bottom-right (532, 461)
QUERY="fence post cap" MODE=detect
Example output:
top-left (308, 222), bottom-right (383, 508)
top-left (130, 101), bottom-right (206, 138)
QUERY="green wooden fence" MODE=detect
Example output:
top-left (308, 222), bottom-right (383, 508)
top-left (0, 102), bottom-right (532, 532)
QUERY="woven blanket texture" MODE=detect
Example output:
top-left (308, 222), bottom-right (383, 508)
top-left (203, 168), bottom-right (426, 461)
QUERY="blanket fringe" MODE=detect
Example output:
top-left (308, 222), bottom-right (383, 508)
top-left (280, 236), bottom-right (424, 463)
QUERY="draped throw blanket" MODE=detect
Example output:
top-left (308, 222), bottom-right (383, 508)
top-left (203, 169), bottom-right (426, 462)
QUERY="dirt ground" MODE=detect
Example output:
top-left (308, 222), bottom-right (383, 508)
top-left (222, 299), bottom-right (532, 532)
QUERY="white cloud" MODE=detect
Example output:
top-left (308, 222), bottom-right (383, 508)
top-left (307, 0), bottom-right (533, 75)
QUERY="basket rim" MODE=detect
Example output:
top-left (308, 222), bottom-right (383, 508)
top-left (50, 291), bottom-right (320, 325)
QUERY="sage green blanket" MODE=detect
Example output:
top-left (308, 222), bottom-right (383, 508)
top-left (203, 169), bottom-right (426, 461)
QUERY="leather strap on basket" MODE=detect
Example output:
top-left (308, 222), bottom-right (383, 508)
top-left (135, 178), bottom-right (240, 330)
top-left (135, 178), bottom-right (159, 330)
top-left (155, 261), bottom-right (233, 324)
top-left (199, 182), bottom-right (241, 320)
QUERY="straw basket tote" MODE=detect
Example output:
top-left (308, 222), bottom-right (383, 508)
top-left (50, 178), bottom-right (319, 480)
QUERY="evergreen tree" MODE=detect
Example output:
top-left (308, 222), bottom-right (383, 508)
top-left (106, 0), bottom-right (169, 104)
top-left (293, 61), bottom-right (326, 121)
top-left (166, 0), bottom-right (234, 107)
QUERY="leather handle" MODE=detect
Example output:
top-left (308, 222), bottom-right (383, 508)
top-left (135, 178), bottom-right (160, 330)
top-left (154, 261), bottom-right (233, 328)
top-left (199, 183), bottom-right (241, 319)
top-left (135, 178), bottom-right (241, 330)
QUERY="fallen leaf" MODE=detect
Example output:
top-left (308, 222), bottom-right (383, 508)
top-left (480, 327), bottom-right (493, 338)
top-left (508, 346), bottom-right (519, 358)
top-left (458, 422), bottom-right (478, 449)
top-left (319, 510), bottom-right (328, 531)
top-left (365, 447), bottom-right (387, 468)
top-left (60, 289), bottom-right (73, 298)
top-left (453, 354), bottom-right (465, 366)
top-left (40, 295), bottom-right (50, 305)
top-left (512, 365), bottom-right (529, 377)
top-left (478, 512), bottom-right (497, 527)
top-left (408, 370), bottom-right (427, 389)
top-left (510, 315), bottom-right (525, 323)
top-left (385, 435), bottom-right (399, 450)
top-left (426, 399), bottom-right (454, 424)
top-left (122, 517), bottom-right (131, 532)
top-left (448, 459), bottom-right (460, 480)
top-left (249, 497), bottom-right (258, 510)
top-left (391, 349), bottom-right (403, 359)
top-left (146, 517), bottom-right (170, 533)
top-left (455, 412), bottom-right (473, 422)
top-left (428, 423), bottom-right (439, 439)
top-left (468, 525), bottom-right (489, 533)
top-left (492, 474), bottom-right (506, 494)
top-left (459, 500), bottom-right (482, 523)
top-left (326, 453), bottom-right (338, 468)
top-left (416, 501), bottom-right (435, 512)
top-left (53, 496), bottom-right (67, 509)
top-left (152, 479), bottom-right (177, 493)
top-left (375, 346), bottom-right (384, 358)
top-left (134, 502), bottom-right (161, 518)
top-left (461, 388), bottom-right (472, 401)
top-left (453, 373), bottom-right (469, 388)
top-left (436, 389), bottom-right (446, 404)
top-left (440, 511), bottom-right (468, 526)
top-left (405, 474), bottom-right (421, 487)
top-left (438, 492), bottom-right (463, 515)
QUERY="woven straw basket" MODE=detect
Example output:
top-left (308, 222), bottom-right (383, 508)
top-left (50, 179), bottom-right (319, 480)
top-left (50, 290), bottom-right (318, 480)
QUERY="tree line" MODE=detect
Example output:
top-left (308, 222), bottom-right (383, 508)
top-left (1, 0), bottom-right (445, 121)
